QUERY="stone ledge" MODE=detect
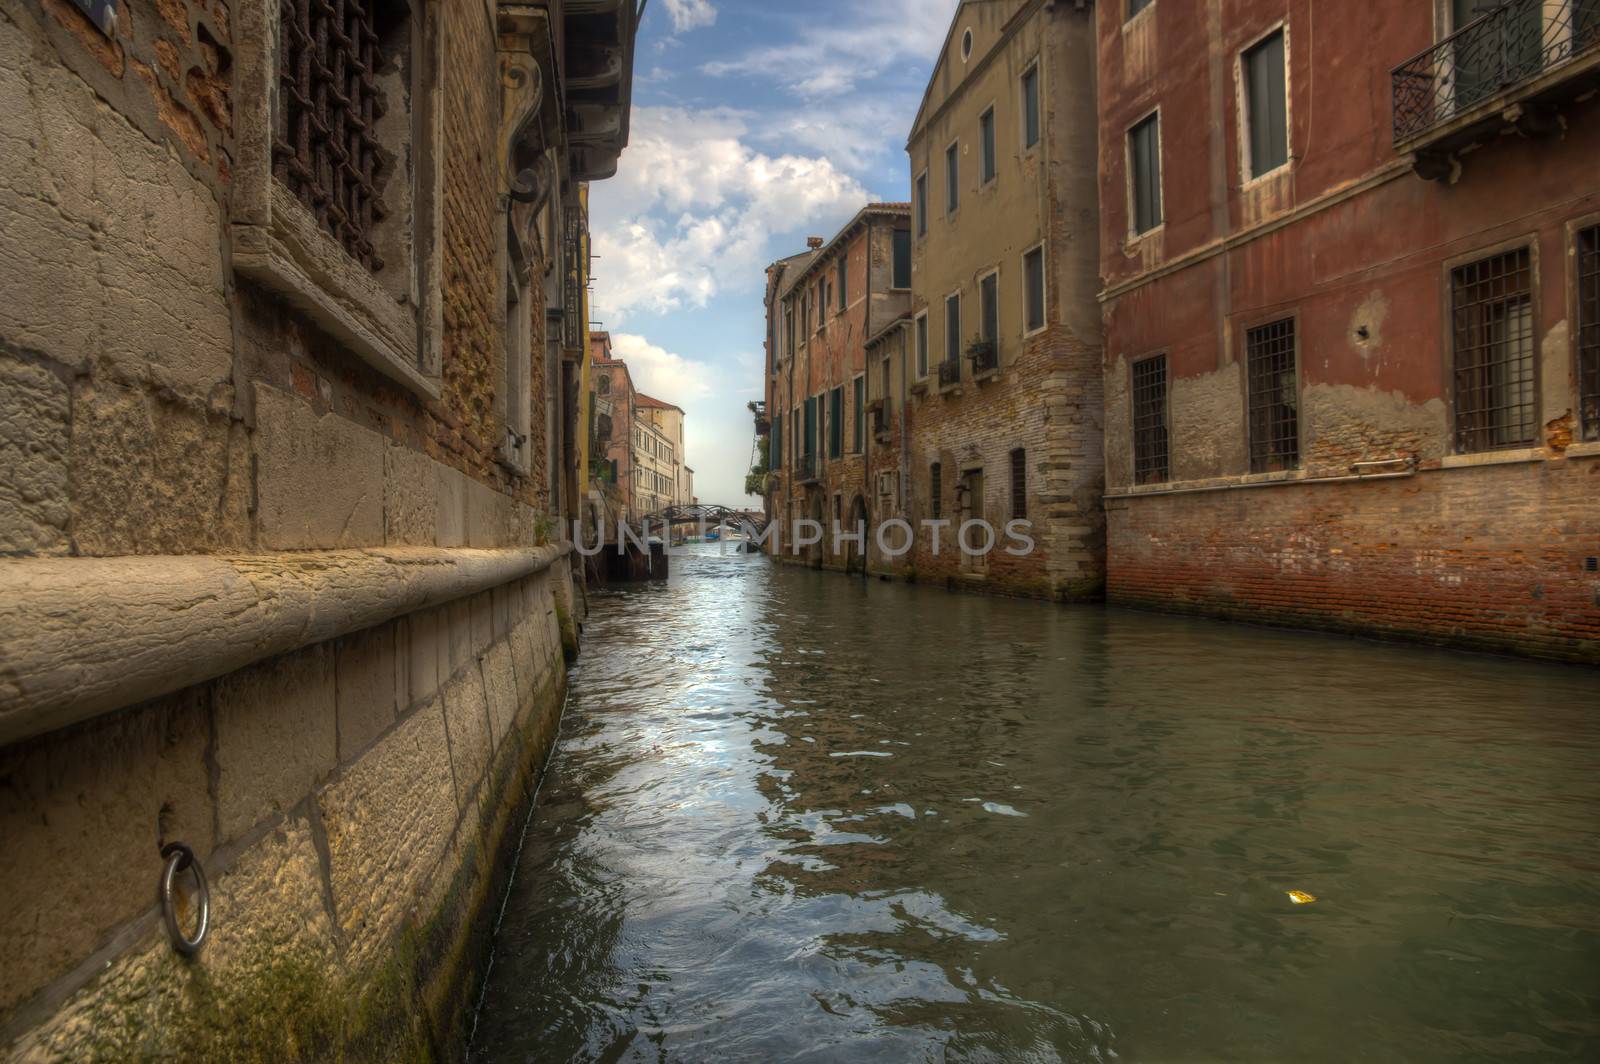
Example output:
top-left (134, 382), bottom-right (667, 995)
top-left (0, 545), bottom-right (571, 747)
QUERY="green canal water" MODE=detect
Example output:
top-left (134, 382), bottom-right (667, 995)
top-left (470, 545), bottom-right (1599, 1062)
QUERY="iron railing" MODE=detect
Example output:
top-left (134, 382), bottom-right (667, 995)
top-left (1451, 248), bottom-right (1537, 452)
top-left (1131, 354), bottom-right (1170, 485)
top-left (938, 358), bottom-right (961, 388)
top-left (1246, 318), bottom-right (1300, 473)
top-left (797, 452), bottom-right (817, 481)
top-left (1393, 0), bottom-right (1600, 144)
top-left (563, 206), bottom-right (586, 349)
top-left (275, 0), bottom-right (389, 271)
top-left (968, 339), bottom-right (998, 375)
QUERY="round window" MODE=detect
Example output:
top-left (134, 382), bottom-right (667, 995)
top-left (961, 28), bottom-right (974, 61)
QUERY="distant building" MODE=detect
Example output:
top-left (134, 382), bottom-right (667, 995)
top-left (634, 393), bottom-right (689, 514)
top-left (590, 331), bottom-right (636, 527)
top-left (900, 0), bottom-right (1104, 599)
top-left (765, 205), bottom-right (913, 571)
top-left (1096, 0), bottom-right (1600, 662)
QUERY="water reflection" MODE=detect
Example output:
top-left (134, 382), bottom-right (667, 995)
top-left (471, 545), bottom-right (1600, 1062)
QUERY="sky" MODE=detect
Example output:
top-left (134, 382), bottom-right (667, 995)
top-left (589, 0), bottom-right (962, 506)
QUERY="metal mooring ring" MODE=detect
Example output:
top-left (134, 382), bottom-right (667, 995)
top-left (159, 842), bottom-right (210, 955)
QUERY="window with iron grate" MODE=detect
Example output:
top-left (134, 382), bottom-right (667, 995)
top-left (1451, 248), bottom-right (1536, 452)
top-left (1010, 448), bottom-right (1027, 520)
top-left (930, 462), bottom-right (942, 520)
top-left (1579, 226), bottom-right (1599, 442)
top-left (274, 0), bottom-right (394, 272)
top-left (1246, 319), bottom-right (1299, 472)
top-left (1132, 354), bottom-right (1170, 484)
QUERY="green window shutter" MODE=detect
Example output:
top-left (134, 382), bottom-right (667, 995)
top-left (1024, 247), bottom-right (1045, 331)
top-left (981, 273), bottom-right (998, 342)
top-left (946, 143), bottom-right (959, 213)
top-left (828, 387), bottom-right (843, 458)
top-left (1022, 67), bottom-right (1040, 149)
top-left (945, 294), bottom-right (961, 362)
top-left (893, 229), bottom-right (911, 288)
top-left (853, 377), bottom-right (864, 451)
top-left (981, 109), bottom-right (996, 183)
top-left (1245, 31), bottom-right (1287, 177)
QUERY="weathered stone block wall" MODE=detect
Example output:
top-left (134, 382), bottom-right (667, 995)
top-left (0, 556), bottom-right (576, 1060)
top-left (1107, 462), bottom-right (1600, 664)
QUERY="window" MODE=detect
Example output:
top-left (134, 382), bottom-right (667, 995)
top-left (803, 396), bottom-right (818, 459)
top-left (1581, 225), bottom-right (1600, 441)
top-left (853, 377), bottom-right (865, 452)
top-left (1243, 30), bottom-right (1288, 178)
top-left (838, 257), bottom-right (848, 312)
top-left (930, 462), bottom-right (943, 519)
top-left (892, 228), bottom-right (912, 289)
top-left (916, 172), bottom-right (929, 237)
top-left (1128, 0), bottom-right (1153, 16)
top-left (802, 293), bottom-right (811, 337)
top-left (1010, 448), bottom-right (1027, 519)
top-left (829, 386), bottom-right (843, 458)
top-left (961, 28), bottom-right (974, 62)
top-left (784, 303), bottom-right (795, 357)
top-left (979, 272), bottom-right (999, 344)
top-left (502, 267), bottom-right (532, 472)
top-left (597, 375), bottom-right (610, 395)
top-left (945, 293), bottom-right (962, 365)
top-left (1451, 248), bottom-right (1536, 452)
top-left (1129, 113), bottom-right (1163, 234)
top-left (1021, 65), bottom-right (1041, 150)
top-left (916, 312), bottom-right (930, 378)
top-left (980, 107), bottom-right (997, 184)
top-left (1246, 318), bottom-right (1300, 472)
top-left (1131, 355), bottom-right (1170, 484)
top-left (946, 142), bottom-right (960, 215)
top-left (1023, 244), bottom-right (1047, 334)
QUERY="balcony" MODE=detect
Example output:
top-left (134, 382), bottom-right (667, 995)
top-left (796, 452), bottom-right (818, 484)
top-left (748, 400), bottom-right (770, 436)
top-left (967, 338), bottom-right (998, 379)
top-left (1393, 0), bottom-right (1600, 175)
top-left (938, 359), bottom-right (961, 390)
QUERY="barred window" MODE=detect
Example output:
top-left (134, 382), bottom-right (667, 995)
top-left (1246, 318), bottom-right (1299, 472)
top-left (1451, 248), bottom-right (1536, 452)
top-left (930, 462), bottom-right (942, 519)
top-left (1132, 354), bottom-right (1170, 484)
top-left (1579, 225), bottom-right (1599, 442)
top-left (1010, 448), bottom-right (1027, 519)
top-left (275, 0), bottom-right (391, 272)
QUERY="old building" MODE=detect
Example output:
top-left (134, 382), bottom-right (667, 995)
top-left (765, 205), bottom-right (913, 571)
top-left (634, 393), bottom-right (690, 514)
top-left (900, 0), bottom-right (1104, 599)
top-left (0, 0), bottom-right (637, 1057)
top-left (591, 330), bottom-right (637, 522)
top-left (1097, 0), bottom-right (1599, 662)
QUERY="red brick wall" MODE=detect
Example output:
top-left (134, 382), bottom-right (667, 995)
top-left (1109, 460), bottom-right (1600, 663)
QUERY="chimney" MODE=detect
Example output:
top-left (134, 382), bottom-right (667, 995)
top-left (806, 236), bottom-right (824, 249)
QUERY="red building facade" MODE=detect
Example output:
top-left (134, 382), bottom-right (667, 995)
top-left (1097, 1), bottom-right (1600, 662)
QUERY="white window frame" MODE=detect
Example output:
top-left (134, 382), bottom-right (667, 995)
top-left (945, 138), bottom-right (962, 218)
top-left (915, 169), bottom-right (930, 239)
top-left (1019, 58), bottom-right (1043, 155)
top-left (231, 0), bottom-right (444, 399)
top-left (944, 289), bottom-right (963, 366)
top-left (1125, 106), bottom-right (1165, 241)
top-left (915, 310), bottom-right (930, 379)
top-left (979, 102), bottom-right (999, 188)
top-left (1236, 20), bottom-right (1293, 188)
top-left (977, 266), bottom-right (1001, 345)
top-left (1022, 240), bottom-right (1048, 337)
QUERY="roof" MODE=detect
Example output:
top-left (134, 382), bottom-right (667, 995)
top-left (635, 393), bottom-right (683, 412)
top-left (784, 202), bottom-right (911, 292)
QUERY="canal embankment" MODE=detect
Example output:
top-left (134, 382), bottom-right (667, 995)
top-left (0, 547), bottom-right (582, 1062)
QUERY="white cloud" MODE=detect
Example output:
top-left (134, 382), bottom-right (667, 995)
top-left (588, 107), bottom-right (873, 322)
top-left (660, 0), bottom-right (716, 34)
top-left (702, 0), bottom-right (961, 99)
top-left (609, 333), bottom-right (717, 402)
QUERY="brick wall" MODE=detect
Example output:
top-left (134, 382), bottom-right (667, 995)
top-left (1108, 460), bottom-right (1600, 663)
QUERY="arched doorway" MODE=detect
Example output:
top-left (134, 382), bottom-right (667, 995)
top-left (847, 495), bottom-right (868, 576)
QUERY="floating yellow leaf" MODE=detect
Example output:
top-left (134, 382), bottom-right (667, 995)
top-left (1287, 890), bottom-right (1317, 905)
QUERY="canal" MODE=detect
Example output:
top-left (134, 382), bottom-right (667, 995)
top-left (470, 544), bottom-right (1599, 1062)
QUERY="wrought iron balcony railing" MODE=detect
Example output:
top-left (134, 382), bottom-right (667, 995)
top-left (1393, 0), bottom-right (1600, 145)
top-left (938, 359), bottom-right (961, 388)
top-left (796, 451), bottom-right (817, 481)
top-left (967, 339), bottom-right (998, 375)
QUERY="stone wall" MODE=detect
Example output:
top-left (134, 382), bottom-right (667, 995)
top-left (0, 0), bottom-right (594, 1057)
top-left (0, 552), bottom-right (577, 1060)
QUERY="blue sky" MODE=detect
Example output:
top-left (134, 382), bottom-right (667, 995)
top-left (589, 0), bottom-right (961, 505)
